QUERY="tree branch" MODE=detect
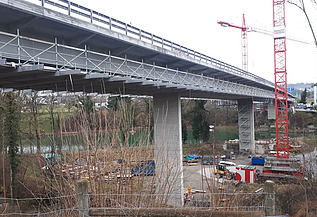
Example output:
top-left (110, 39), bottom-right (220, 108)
top-left (287, 0), bottom-right (304, 10)
top-left (287, 0), bottom-right (317, 48)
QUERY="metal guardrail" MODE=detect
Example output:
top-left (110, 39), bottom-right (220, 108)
top-left (24, 0), bottom-right (274, 88)
top-left (0, 192), bottom-right (265, 216)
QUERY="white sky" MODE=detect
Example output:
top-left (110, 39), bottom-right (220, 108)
top-left (70, 0), bottom-right (317, 84)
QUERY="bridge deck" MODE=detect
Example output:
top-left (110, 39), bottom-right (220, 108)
top-left (0, 0), bottom-right (276, 100)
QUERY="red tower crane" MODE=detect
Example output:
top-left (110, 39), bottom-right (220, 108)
top-left (217, 14), bottom-right (307, 72)
top-left (262, 0), bottom-right (303, 179)
top-left (218, 10), bottom-right (309, 160)
top-left (219, 2), bottom-right (304, 179)
top-left (218, 11), bottom-right (290, 159)
top-left (273, 0), bottom-right (289, 159)
top-left (218, 14), bottom-right (249, 71)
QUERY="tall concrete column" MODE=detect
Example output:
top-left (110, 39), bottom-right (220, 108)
top-left (238, 98), bottom-right (255, 154)
top-left (268, 103), bottom-right (276, 120)
top-left (153, 93), bottom-right (184, 206)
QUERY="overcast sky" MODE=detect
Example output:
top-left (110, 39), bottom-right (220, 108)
top-left (69, 0), bottom-right (317, 84)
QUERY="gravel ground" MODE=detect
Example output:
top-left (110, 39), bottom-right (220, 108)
top-left (183, 164), bottom-right (214, 191)
top-left (182, 154), bottom-right (262, 192)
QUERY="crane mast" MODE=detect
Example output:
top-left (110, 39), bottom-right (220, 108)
top-left (241, 14), bottom-right (248, 72)
top-left (262, 0), bottom-right (302, 179)
top-left (273, 0), bottom-right (290, 159)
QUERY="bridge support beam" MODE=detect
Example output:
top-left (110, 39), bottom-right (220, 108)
top-left (238, 98), bottom-right (255, 154)
top-left (153, 93), bottom-right (184, 206)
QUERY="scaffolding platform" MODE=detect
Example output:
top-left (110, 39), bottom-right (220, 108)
top-left (263, 157), bottom-right (303, 178)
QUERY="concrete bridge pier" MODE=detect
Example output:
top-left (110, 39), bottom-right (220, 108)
top-left (268, 103), bottom-right (276, 120)
top-left (238, 98), bottom-right (255, 154)
top-left (153, 93), bottom-right (184, 206)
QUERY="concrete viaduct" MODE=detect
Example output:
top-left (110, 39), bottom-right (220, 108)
top-left (0, 0), bottom-right (282, 206)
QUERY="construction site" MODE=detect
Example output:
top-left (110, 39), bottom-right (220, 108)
top-left (0, 96), bottom-right (315, 217)
top-left (0, 0), bottom-right (317, 216)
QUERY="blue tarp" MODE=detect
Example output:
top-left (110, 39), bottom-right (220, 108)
top-left (131, 161), bottom-right (155, 176)
top-left (185, 155), bottom-right (201, 160)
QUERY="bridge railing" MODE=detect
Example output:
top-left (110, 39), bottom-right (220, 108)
top-left (25, 0), bottom-right (274, 88)
top-left (0, 30), bottom-right (274, 98)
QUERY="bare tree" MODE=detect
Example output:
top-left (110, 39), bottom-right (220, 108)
top-left (287, 0), bottom-right (317, 48)
top-left (28, 92), bottom-right (41, 154)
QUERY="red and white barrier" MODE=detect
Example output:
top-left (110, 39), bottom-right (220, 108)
top-left (235, 165), bottom-right (257, 183)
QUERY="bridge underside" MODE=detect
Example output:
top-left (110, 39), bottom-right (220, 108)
top-left (0, 60), bottom-right (267, 100)
top-left (0, 30), bottom-right (273, 101)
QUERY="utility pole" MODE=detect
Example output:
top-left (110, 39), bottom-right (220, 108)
top-left (2, 118), bottom-right (6, 211)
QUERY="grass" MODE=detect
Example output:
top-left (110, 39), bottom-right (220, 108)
top-left (185, 126), bottom-right (239, 144)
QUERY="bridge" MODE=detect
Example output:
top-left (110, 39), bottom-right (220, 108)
top-left (0, 0), bottom-right (278, 206)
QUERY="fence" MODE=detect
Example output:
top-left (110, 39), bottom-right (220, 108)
top-left (0, 180), bottom-right (275, 216)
